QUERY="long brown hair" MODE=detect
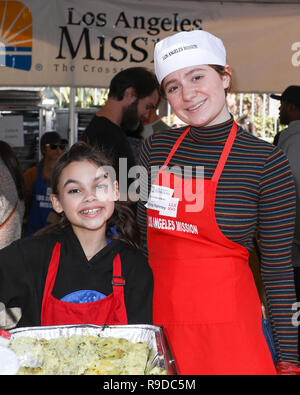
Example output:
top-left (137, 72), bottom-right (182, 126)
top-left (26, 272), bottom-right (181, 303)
top-left (40, 141), bottom-right (140, 248)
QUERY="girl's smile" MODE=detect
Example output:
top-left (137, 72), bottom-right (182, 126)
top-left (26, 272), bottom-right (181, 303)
top-left (185, 99), bottom-right (207, 112)
top-left (80, 207), bottom-right (103, 216)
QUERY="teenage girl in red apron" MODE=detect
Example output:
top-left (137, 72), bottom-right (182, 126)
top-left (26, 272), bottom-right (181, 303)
top-left (146, 122), bottom-right (276, 374)
top-left (145, 29), bottom-right (296, 374)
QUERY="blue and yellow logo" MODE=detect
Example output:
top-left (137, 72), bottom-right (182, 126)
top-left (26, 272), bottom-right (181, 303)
top-left (0, 0), bottom-right (32, 71)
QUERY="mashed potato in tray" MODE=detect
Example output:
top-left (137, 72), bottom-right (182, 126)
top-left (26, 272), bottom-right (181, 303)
top-left (9, 334), bottom-right (155, 375)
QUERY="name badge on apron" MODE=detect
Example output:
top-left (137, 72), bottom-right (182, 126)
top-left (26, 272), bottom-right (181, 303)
top-left (145, 185), bottom-right (179, 218)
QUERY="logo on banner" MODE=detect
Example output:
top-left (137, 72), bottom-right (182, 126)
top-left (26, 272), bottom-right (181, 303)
top-left (0, 0), bottom-right (32, 71)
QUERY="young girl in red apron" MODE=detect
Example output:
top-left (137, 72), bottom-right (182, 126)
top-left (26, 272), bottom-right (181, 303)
top-left (142, 30), bottom-right (299, 374)
top-left (0, 142), bottom-right (153, 329)
top-left (43, 142), bottom-right (152, 326)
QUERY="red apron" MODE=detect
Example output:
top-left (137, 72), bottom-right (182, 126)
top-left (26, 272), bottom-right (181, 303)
top-left (147, 122), bottom-right (276, 375)
top-left (41, 242), bottom-right (128, 326)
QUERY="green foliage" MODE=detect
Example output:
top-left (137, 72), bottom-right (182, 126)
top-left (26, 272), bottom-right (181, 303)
top-left (252, 115), bottom-right (284, 139)
top-left (51, 87), bottom-right (109, 108)
top-left (228, 93), bottom-right (285, 141)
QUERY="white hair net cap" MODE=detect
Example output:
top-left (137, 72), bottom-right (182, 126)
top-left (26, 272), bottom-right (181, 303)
top-left (154, 30), bottom-right (226, 84)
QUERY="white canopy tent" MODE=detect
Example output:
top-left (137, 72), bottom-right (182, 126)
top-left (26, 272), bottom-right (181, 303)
top-left (0, 0), bottom-right (299, 142)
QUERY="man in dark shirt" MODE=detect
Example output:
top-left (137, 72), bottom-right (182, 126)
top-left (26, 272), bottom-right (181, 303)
top-left (83, 67), bottom-right (160, 201)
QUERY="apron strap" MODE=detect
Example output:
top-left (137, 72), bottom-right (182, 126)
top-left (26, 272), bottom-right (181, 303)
top-left (41, 241), bottom-right (61, 322)
top-left (110, 253), bottom-right (128, 325)
top-left (159, 121), bottom-right (237, 182)
top-left (112, 253), bottom-right (125, 287)
top-left (42, 242), bottom-right (61, 295)
top-left (161, 126), bottom-right (191, 171)
top-left (212, 121), bottom-right (238, 182)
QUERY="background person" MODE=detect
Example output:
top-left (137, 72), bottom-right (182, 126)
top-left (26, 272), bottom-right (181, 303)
top-left (271, 85), bottom-right (300, 360)
top-left (0, 141), bottom-right (26, 248)
top-left (124, 101), bottom-right (168, 164)
top-left (141, 108), bottom-right (169, 140)
top-left (0, 142), bottom-right (153, 329)
top-left (24, 132), bottom-right (66, 236)
top-left (83, 67), bottom-right (160, 201)
top-left (237, 114), bottom-right (256, 136)
top-left (137, 30), bottom-right (299, 374)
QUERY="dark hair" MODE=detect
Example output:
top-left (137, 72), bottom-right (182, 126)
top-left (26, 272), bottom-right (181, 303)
top-left (0, 140), bottom-right (26, 200)
top-left (108, 67), bottom-right (160, 101)
top-left (48, 141), bottom-right (140, 248)
top-left (294, 103), bottom-right (300, 111)
top-left (40, 131), bottom-right (62, 155)
top-left (209, 65), bottom-right (232, 95)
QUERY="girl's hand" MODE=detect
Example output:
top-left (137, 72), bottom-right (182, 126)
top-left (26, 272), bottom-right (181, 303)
top-left (0, 329), bottom-right (11, 346)
top-left (276, 361), bottom-right (300, 375)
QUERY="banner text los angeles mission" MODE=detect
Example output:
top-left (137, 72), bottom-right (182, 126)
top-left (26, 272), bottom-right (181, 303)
top-left (56, 8), bottom-right (202, 63)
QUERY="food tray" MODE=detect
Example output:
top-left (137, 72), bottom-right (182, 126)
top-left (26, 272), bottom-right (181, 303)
top-left (9, 324), bottom-right (177, 375)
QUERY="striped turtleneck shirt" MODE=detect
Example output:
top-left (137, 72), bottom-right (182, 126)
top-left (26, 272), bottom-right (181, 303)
top-left (137, 116), bottom-right (298, 364)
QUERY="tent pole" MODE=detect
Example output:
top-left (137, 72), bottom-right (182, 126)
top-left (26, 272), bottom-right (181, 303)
top-left (262, 94), bottom-right (266, 140)
top-left (38, 107), bottom-right (43, 161)
top-left (68, 87), bottom-right (76, 147)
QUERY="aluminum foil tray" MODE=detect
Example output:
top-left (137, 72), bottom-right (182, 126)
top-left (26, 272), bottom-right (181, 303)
top-left (9, 324), bottom-right (177, 375)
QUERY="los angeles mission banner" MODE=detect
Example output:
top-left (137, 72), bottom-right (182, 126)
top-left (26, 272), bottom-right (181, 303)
top-left (0, 0), bottom-right (299, 92)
